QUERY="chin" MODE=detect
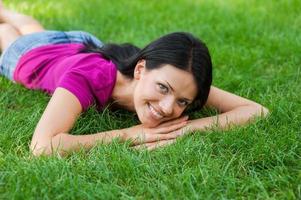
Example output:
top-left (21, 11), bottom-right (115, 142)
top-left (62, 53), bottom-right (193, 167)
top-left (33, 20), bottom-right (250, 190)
top-left (134, 103), bottom-right (160, 128)
top-left (137, 112), bottom-right (160, 128)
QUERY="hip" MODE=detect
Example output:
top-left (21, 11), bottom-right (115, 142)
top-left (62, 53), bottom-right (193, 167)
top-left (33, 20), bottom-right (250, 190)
top-left (0, 30), bottom-right (103, 81)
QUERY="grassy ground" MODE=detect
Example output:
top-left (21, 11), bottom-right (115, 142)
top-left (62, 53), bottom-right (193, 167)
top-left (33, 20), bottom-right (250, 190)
top-left (0, 0), bottom-right (300, 199)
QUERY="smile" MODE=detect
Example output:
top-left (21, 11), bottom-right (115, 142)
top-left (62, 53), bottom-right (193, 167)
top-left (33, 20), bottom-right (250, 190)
top-left (148, 103), bottom-right (163, 120)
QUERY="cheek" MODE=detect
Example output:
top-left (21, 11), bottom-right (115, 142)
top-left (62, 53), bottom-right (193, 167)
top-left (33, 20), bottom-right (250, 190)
top-left (174, 107), bottom-right (185, 117)
top-left (136, 84), bottom-right (159, 103)
top-left (133, 84), bottom-right (152, 113)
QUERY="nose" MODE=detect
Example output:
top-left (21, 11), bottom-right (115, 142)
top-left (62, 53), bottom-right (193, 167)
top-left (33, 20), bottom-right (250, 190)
top-left (158, 96), bottom-right (174, 116)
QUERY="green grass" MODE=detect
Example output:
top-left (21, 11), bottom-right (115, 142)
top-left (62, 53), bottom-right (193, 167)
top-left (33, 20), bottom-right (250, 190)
top-left (1, 0), bottom-right (300, 199)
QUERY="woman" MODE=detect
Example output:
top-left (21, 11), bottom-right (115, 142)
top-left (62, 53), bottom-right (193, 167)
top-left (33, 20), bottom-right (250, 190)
top-left (0, 5), bottom-right (269, 157)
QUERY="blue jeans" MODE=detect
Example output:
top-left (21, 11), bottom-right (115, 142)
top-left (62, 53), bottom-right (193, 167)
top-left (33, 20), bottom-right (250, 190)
top-left (0, 30), bottom-right (103, 81)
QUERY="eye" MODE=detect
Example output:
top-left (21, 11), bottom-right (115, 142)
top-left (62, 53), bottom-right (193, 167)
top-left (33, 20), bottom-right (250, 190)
top-left (177, 99), bottom-right (189, 107)
top-left (157, 83), bottom-right (169, 94)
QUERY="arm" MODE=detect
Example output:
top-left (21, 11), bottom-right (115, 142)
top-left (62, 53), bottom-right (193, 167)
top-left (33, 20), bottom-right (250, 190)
top-left (133, 86), bottom-right (270, 150)
top-left (30, 88), bottom-right (187, 157)
top-left (29, 87), bottom-right (121, 157)
top-left (187, 86), bottom-right (270, 132)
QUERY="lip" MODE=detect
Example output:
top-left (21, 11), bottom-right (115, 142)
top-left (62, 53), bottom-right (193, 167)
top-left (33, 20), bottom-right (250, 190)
top-left (147, 103), bottom-right (164, 120)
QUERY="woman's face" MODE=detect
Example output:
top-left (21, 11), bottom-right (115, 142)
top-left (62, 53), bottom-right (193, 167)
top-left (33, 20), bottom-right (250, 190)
top-left (133, 60), bottom-right (198, 128)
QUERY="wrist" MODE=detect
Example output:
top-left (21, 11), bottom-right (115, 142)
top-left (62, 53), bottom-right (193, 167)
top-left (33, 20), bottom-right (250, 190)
top-left (119, 128), bottom-right (129, 142)
top-left (186, 119), bottom-right (205, 132)
top-left (187, 118), bottom-right (214, 132)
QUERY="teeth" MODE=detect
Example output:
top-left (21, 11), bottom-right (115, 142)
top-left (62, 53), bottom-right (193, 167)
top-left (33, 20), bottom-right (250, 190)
top-left (149, 104), bottom-right (163, 119)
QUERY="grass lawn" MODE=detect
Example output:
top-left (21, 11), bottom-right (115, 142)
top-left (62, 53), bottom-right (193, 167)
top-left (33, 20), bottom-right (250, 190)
top-left (0, 0), bottom-right (300, 199)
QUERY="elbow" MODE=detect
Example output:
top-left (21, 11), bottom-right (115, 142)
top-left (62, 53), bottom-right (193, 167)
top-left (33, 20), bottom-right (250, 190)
top-left (30, 133), bottom-right (53, 157)
top-left (30, 136), bottom-right (54, 157)
top-left (30, 143), bottom-right (52, 157)
top-left (30, 133), bottom-right (69, 157)
top-left (30, 149), bottom-right (44, 157)
top-left (262, 106), bottom-right (270, 117)
top-left (252, 104), bottom-right (270, 118)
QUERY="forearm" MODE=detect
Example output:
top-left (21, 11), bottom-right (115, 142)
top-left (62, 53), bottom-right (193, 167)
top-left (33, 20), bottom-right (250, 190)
top-left (189, 105), bottom-right (269, 132)
top-left (32, 129), bottom-right (124, 157)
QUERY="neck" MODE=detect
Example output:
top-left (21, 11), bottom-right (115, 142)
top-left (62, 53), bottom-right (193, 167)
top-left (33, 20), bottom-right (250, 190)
top-left (110, 71), bottom-right (136, 112)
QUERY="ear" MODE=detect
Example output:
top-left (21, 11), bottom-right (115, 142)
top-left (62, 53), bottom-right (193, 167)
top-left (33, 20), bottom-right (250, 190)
top-left (134, 59), bottom-right (146, 80)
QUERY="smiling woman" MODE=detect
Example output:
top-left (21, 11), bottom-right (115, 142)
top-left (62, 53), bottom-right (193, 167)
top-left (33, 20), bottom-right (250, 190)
top-left (0, 4), bottom-right (269, 157)
top-left (130, 63), bottom-right (198, 127)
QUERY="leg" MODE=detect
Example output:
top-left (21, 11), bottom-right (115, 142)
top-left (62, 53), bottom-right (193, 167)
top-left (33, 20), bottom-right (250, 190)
top-left (0, 4), bottom-right (45, 35)
top-left (0, 23), bottom-right (21, 52)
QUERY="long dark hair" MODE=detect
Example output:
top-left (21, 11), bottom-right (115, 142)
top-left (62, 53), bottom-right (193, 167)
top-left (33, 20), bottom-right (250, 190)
top-left (80, 32), bottom-right (212, 110)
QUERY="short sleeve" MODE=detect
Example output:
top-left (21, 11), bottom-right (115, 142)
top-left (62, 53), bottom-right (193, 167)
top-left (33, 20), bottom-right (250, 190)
top-left (57, 70), bottom-right (94, 111)
top-left (53, 53), bottom-right (117, 112)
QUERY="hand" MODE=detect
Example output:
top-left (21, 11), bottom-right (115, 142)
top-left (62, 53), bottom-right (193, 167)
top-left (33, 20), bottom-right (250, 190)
top-left (132, 138), bottom-right (177, 151)
top-left (132, 119), bottom-right (196, 151)
top-left (122, 116), bottom-right (189, 146)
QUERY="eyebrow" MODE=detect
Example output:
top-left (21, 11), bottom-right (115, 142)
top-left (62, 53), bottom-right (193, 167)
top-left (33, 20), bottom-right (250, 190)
top-left (164, 81), bottom-right (193, 102)
top-left (165, 81), bottom-right (174, 92)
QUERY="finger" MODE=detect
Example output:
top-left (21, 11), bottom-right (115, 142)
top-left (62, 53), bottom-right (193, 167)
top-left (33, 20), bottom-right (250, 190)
top-left (133, 139), bottom-right (176, 150)
top-left (154, 121), bottom-right (187, 134)
top-left (130, 125), bottom-right (187, 145)
top-left (157, 116), bottom-right (188, 128)
top-left (132, 143), bottom-right (151, 150)
top-left (146, 129), bottom-right (185, 143)
top-left (130, 132), bottom-right (175, 145)
top-left (133, 139), bottom-right (177, 150)
top-left (129, 133), bottom-right (148, 145)
top-left (159, 116), bottom-right (188, 127)
top-left (129, 132), bottom-right (170, 145)
top-left (147, 139), bottom-right (177, 150)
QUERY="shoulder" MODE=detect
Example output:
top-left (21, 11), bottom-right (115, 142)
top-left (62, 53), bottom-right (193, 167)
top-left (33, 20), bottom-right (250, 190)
top-left (70, 53), bottom-right (117, 85)
top-left (58, 53), bottom-right (117, 109)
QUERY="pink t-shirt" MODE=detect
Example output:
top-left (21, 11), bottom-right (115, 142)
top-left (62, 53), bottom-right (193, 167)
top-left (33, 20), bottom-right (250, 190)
top-left (13, 43), bottom-right (117, 111)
